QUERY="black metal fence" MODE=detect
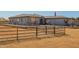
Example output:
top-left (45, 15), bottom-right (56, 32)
top-left (0, 25), bottom-right (66, 41)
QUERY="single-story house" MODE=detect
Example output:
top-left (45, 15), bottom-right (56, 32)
top-left (9, 14), bottom-right (45, 25)
top-left (45, 16), bottom-right (72, 26)
top-left (9, 14), bottom-right (72, 26)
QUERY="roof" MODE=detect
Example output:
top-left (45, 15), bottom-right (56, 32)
top-left (9, 14), bottom-right (71, 19)
top-left (9, 14), bottom-right (43, 18)
top-left (45, 16), bottom-right (69, 19)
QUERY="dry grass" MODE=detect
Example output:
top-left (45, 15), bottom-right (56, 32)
top-left (0, 25), bottom-right (79, 48)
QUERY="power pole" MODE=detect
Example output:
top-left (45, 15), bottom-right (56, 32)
top-left (54, 11), bottom-right (56, 16)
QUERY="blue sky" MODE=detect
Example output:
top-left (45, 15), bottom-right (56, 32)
top-left (0, 11), bottom-right (79, 18)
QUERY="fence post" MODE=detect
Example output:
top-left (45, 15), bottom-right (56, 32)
top-left (45, 25), bottom-right (47, 35)
top-left (16, 26), bottom-right (19, 41)
top-left (36, 26), bottom-right (38, 38)
top-left (54, 26), bottom-right (55, 36)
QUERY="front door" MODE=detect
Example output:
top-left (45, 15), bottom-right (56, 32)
top-left (39, 18), bottom-right (46, 25)
top-left (39, 19), bottom-right (44, 25)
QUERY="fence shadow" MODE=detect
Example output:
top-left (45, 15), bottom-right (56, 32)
top-left (55, 33), bottom-right (65, 37)
top-left (0, 34), bottom-right (68, 45)
top-left (0, 40), bottom-right (16, 45)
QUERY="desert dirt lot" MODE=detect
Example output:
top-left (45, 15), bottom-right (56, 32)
top-left (0, 25), bottom-right (79, 48)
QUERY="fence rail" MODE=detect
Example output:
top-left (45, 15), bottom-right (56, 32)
top-left (0, 25), bottom-right (66, 41)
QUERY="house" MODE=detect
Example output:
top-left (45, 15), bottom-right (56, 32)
top-left (45, 16), bottom-right (71, 26)
top-left (9, 14), bottom-right (45, 25)
top-left (9, 14), bottom-right (71, 26)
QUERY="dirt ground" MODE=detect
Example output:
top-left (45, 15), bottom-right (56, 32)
top-left (0, 25), bottom-right (79, 48)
